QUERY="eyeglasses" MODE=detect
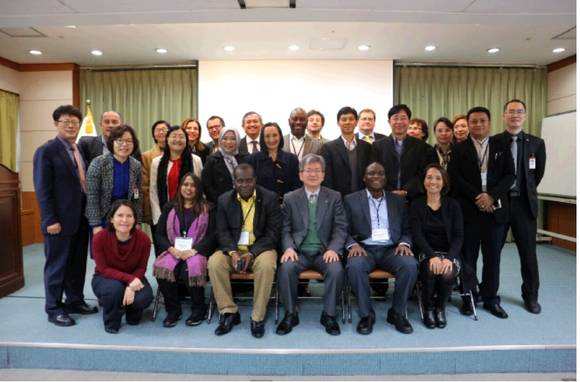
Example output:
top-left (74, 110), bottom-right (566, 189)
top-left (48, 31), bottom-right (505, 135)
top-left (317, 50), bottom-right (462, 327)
top-left (302, 169), bottom-right (323, 174)
top-left (506, 109), bottom-right (526, 115)
top-left (114, 139), bottom-right (134, 146)
top-left (58, 119), bottom-right (80, 127)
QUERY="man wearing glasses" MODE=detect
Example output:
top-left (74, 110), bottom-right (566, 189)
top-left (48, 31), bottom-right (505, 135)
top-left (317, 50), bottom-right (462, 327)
top-left (33, 105), bottom-right (98, 327)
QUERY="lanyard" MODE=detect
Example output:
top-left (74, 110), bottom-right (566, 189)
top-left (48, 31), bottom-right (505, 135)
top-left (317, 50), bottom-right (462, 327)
top-left (290, 138), bottom-right (305, 158)
top-left (476, 142), bottom-right (489, 171)
top-left (370, 196), bottom-right (384, 227)
top-left (175, 209), bottom-right (193, 237)
top-left (241, 200), bottom-right (255, 227)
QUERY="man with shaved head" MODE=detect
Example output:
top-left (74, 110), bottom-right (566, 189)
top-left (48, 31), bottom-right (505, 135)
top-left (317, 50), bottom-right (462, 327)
top-left (283, 107), bottom-right (323, 161)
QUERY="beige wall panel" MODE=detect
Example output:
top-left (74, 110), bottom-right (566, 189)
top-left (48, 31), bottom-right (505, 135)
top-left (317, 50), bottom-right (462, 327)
top-left (19, 71), bottom-right (73, 101)
top-left (547, 63), bottom-right (576, 115)
top-left (0, 65), bottom-right (20, 94)
top-left (19, 130), bottom-right (56, 163)
top-left (19, 162), bottom-right (34, 192)
top-left (20, 99), bottom-right (72, 132)
top-left (547, 96), bottom-right (576, 116)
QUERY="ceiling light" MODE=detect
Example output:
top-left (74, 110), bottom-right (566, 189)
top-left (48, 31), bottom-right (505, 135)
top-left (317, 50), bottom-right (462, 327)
top-left (155, 48), bottom-right (168, 54)
top-left (91, 50), bottom-right (103, 56)
top-left (358, 44), bottom-right (370, 51)
top-left (29, 49), bottom-right (42, 55)
top-left (425, 45), bottom-right (436, 52)
top-left (224, 45), bottom-right (235, 52)
top-left (64, 25), bottom-right (77, 29)
top-left (487, 47), bottom-right (500, 54)
top-left (288, 44), bottom-right (300, 51)
top-left (553, 47), bottom-right (566, 54)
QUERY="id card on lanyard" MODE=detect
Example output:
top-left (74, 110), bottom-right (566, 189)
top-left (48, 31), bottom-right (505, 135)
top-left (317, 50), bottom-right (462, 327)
top-left (238, 200), bottom-right (255, 246)
top-left (175, 237), bottom-right (193, 251)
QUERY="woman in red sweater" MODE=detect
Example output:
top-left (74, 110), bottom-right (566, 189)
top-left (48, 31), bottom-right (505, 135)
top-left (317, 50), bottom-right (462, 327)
top-left (92, 200), bottom-right (153, 334)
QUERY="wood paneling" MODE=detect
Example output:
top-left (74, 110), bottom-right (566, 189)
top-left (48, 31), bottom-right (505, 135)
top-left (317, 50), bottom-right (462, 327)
top-left (19, 63), bottom-right (77, 72)
top-left (21, 191), bottom-right (43, 245)
top-left (0, 56), bottom-right (20, 71)
top-left (548, 55), bottom-right (576, 72)
top-left (544, 201), bottom-right (576, 251)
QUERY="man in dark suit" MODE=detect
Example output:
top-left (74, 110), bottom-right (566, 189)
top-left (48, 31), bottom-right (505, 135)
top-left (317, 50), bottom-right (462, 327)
top-left (33, 105), bottom-right (98, 327)
top-left (276, 154), bottom-right (348, 336)
top-left (357, 108), bottom-right (386, 143)
top-left (78, 110), bottom-right (141, 165)
top-left (207, 163), bottom-right (281, 338)
top-left (345, 162), bottom-right (417, 335)
top-left (283, 107), bottom-right (323, 160)
top-left (448, 106), bottom-right (515, 319)
top-left (320, 106), bottom-right (373, 197)
top-left (373, 104), bottom-right (437, 200)
top-left (495, 99), bottom-right (546, 314)
top-left (205, 115), bottom-right (224, 154)
top-left (238, 111), bottom-right (263, 154)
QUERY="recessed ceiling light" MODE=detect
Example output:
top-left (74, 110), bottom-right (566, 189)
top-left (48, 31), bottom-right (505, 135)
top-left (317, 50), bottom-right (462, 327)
top-left (91, 50), bottom-right (103, 56)
top-left (358, 44), bottom-right (370, 51)
top-left (553, 47), bottom-right (566, 54)
top-left (155, 48), bottom-right (168, 54)
top-left (288, 44), bottom-right (300, 51)
top-left (487, 47), bottom-right (500, 54)
top-left (224, 45), bottom-right (235, 52)
top-left (425, 45), bottom-right (436, 52)
top-left (64, 25), bottom-right (77, 29)
top-left (29, 49), bottom-right (42, 55)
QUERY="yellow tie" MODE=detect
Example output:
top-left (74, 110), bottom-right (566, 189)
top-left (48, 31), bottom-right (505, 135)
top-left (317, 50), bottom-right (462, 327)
top-left (363, 135), bottom-right (372, 144)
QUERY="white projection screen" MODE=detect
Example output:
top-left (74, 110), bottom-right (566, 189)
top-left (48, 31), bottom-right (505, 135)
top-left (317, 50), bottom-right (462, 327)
top-left (198, 60), bottom-right (394, 139)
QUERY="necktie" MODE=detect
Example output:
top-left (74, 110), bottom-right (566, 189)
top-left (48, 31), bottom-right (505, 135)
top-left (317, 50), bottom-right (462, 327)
top-left (511, 135), bottom-right (518, 189)
top-left (71, 143), bottom-right (87, 193)
top-left (363, 135), bottom-right (372, 144)
top-left (251, 140), bottom-right (258, 153)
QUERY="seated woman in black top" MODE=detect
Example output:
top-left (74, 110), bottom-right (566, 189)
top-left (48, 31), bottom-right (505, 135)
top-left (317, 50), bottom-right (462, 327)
top-left (246, 122), bottom-right (300, 203)
top-left (410, 164), bottom-right (463, 329)
top-left (154, 172), bottom-right (216, 327)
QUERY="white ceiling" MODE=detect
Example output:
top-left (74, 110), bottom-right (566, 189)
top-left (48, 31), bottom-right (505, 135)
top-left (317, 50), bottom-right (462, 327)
top-left (0, 0), bottom-right (575, 66)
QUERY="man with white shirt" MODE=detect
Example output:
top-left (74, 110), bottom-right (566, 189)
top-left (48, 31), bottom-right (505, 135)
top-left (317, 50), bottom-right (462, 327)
top-left (283, 107), bottom-right (322, 161)
top-left (239, 111), bottom-right (263, 154)
top-left (357, 108), bottom-right (386, 144)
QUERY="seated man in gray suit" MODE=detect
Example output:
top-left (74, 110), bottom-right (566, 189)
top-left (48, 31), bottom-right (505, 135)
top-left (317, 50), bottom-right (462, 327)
top-left (345, 162), bottom-right (418, 335)
top-left (276, 154), bottom-right (347, 336)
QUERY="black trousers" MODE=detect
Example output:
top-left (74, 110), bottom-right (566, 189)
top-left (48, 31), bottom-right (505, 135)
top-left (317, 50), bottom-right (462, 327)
top-left (504, 195), bottom-right (540, 301)
top-left (157, 261), bottom-right (207, 315)
top-left (92, 275), bottom-right (153, 331)
top-left (43, 218), bottom-right (89, 315)
top-left (419, 258), bottom-right (460, 310)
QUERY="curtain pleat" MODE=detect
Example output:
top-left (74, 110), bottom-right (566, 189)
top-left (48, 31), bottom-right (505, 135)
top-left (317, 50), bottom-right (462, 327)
top-left (0, 89), bottom-right (19, 170)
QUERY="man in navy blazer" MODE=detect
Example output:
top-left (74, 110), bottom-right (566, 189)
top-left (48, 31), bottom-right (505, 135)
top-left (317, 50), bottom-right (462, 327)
top-left (33, 105), bottom-right (98, 327)
top-left (344, 162), bottom-right (417, 335)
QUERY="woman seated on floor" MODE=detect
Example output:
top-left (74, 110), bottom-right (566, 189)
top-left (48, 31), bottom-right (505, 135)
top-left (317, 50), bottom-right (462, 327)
top-left (154, 172), bottom-right (216, 328)
top-left (92, 200), bottom-right (153, 334)
top-left (410, 164), bottom-right (463, 329)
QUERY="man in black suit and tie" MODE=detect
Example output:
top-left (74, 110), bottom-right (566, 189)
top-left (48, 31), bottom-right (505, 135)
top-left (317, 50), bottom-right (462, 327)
top-left (276, 154), bottom-right (348, 336)
top-left (320, 106), bottom-right (373, 197)
top-left (345, 162), bottom-right (417, 335)
top-left (205, 115), bottom-right (224, 154)
top-left (357, 108), bottom-right (386, 144)
top-left (238, 111), bottom-right (263, 154)
top-left (448, 106), bottom-right (515, 319)
top-left (373, 104), bottom-right (437, 200)
top-left (33, 105), bottom-right (98, 327)
top-left (495, 99), bottom-right (546, 314)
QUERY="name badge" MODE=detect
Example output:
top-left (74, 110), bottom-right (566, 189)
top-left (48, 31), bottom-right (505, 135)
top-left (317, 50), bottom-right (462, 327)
top-left (481, 172), bottom-right (487, 192)
top-left (238, 230), bottom-right (250, 246)
top-left (372, 228), bottom-right (390, 242)
top-left (529, 156), bottom-right (536, 170)
top-left (174, 237), bottom-right (193, 251)
top-left (133, 187), bottom-right (139, 199)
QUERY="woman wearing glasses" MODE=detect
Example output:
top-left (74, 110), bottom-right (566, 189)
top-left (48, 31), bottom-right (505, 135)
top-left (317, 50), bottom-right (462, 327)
top-left (86, 125), bottom-right (143, 235)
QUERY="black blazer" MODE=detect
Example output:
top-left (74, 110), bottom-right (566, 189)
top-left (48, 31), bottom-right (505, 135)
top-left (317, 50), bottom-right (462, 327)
top-left (155, 203), bottom-right (217, 256)
top-left (246, 150), bottom-right (300, 202)
top-left (239, 136), bottom-right (260, 155)
top-left (409, 196), bottom-right (464, 261)
top-left (216, 185), bottom-right (282, 257)
top-left (202, 151), bottom-right (248, 204)
top-left (447, 136), bottom-right (515, 224)
top-left (78, 135), bottom-right (142, 166)
top-left (191, 143), bottom-right (210, 165)
top-left (320, 137), bottom-right (373, 197)
top-left (372, 135), bottom-right (437, 200)
top-left (494, 131), bottom-right (546, 218)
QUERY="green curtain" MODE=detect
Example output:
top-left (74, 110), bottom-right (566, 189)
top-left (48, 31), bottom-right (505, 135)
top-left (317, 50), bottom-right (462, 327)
top-left (0, 89), bottom-right (19, 170)
top-left (79, 68), bottom-right (197, 150)
top-left (395, 66), bottom-right (547, 142)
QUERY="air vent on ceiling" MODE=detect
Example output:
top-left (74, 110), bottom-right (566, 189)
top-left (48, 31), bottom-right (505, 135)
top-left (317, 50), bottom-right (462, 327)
top-left (552, 27), bottom-right (576, 40)
top-left (238, 0), bottom-right (295, 9)
top-left (0, 27), bottom-right (47, 38)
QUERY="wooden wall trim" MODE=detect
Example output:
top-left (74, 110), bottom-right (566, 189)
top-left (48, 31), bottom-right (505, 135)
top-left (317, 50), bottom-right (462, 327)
top-left (0, 56), bottom-right (20, 71)
top-left (72, 64), bottom-right (80, 108)
top-left (19, 63), bottom-right (78, 72)
top-left (548, 55), bottom-right (576, 72)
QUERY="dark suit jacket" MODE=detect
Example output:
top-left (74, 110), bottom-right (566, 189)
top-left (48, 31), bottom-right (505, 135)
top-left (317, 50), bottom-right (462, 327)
top-left (78, 135), bottom-right (142, 165)
top-left (357, 131), bottom-right (387, 143)
top-left (33, 137), bottom-right (86, 235)
top-left (216, 185), bottom-right (282, 257)
top-left (447, 136), bottom-right (515, 224)
top-left (494, 131), bottom-right (546, 218)
top-left (372, 135), bottom-right (437, 199)
top-left (320, 138), bottom-right (373, 197)
top-left (409, 196), bottom-right (464, 261)
top-left (246, 150), bottom-right (301, 202)
top-left (239, 136), bottom-right (261, 155)
top-left (202, 151), bottom-right (248, 204)
top-left (343, 189), bottom-right (411, 249)
top-left (282, 186), bottom-right (348, 255)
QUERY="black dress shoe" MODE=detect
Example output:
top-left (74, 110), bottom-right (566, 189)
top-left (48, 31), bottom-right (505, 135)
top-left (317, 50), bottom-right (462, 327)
top-left (162, 312), bottom-right (182, 328)
top-left (276, 312), bottom-right (299, 335)
top-left (65, 302), bottom-right (98, 315)
top-left (460, 300), bottom-right (474, 316)
top-left (186, 310), bottom-right (207, 326)
top-left (48, 313), bottom-right (76, 327)
top-left (386, 308), bottom-right (413, 334)
top-left (484, 303), bottom-right (508, 319)
top-left (320, 311), bottom-right (341, 336)
top-left (356, 311), bottom-right (375, 335)
top-left (214, 312), bottom-right (241, 336)
top-left (422, 309), bottom-right (436, 329)
top-left (105, 327), bottom-right (119, 334)
top-left (524, 300), bottom-right (542, 314)
top-left (251, 320), bottom-right (265, 338)
top-left (435, 308), bottom-right (447, 328)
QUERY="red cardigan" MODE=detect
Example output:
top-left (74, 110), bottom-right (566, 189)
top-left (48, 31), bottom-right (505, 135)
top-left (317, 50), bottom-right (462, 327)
top-left (92, 229), bottom-right (151, 284)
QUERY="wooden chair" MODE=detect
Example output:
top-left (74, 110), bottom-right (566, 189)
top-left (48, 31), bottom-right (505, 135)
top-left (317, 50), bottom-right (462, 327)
top-left (346, 269), bottom-right (394, 323)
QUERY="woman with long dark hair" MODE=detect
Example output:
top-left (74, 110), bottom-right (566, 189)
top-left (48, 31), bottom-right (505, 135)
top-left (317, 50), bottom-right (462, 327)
top-left (182, 118), bottom-right (210, 165)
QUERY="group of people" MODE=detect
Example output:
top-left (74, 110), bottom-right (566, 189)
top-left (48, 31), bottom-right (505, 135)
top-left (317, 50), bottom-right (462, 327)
top-left (33, 99), bottom-right (545, 338)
